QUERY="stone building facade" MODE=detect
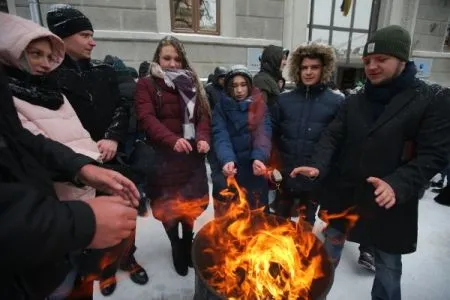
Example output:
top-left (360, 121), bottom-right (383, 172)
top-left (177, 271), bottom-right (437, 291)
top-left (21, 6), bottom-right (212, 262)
top-left (4, 0), bottom-right (450, 86)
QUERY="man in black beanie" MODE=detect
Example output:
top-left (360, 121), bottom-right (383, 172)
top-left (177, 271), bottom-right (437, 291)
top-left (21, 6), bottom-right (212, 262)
top-left (46, 4), bottom-right (148, 297)
top-left (291, 25), bottom-right (450, 300)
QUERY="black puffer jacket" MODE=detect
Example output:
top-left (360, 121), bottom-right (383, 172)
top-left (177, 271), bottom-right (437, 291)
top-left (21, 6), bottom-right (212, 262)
top-left (51, 55), bottom-right (129, 143)
top-left (271, 43), bottom-right (344, 192)
top-left (253, 45), bottom-right (284, 106)
top-left (272, 85), bottom-right (344, 192)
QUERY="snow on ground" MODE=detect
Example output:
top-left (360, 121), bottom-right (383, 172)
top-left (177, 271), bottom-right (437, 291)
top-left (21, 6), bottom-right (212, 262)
top-left (94, 180), bottom-right (450, 300)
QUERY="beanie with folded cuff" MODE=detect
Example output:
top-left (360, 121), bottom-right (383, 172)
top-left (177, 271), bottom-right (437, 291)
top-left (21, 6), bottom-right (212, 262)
top-left (363, 25), bottom-right (411, 62)
top-left (46, 4), bottom-right (93, 39)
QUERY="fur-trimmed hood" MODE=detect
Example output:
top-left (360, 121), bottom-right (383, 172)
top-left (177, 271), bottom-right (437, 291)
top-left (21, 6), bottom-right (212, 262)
top-left (288, 43), bottom-right (336, 85)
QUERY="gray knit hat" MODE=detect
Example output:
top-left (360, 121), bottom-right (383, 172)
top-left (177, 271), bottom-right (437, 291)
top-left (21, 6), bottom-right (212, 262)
top-left (363, 25), bottom-right (411, 62)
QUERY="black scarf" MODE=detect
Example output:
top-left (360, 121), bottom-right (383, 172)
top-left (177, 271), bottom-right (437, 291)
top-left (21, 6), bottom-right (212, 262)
top-left (365, 61), bottom-right (417, 121)
top-left (6, 67), bottom-right (63, 110)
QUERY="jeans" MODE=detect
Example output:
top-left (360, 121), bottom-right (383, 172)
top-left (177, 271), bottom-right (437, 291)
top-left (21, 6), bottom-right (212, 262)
top-left (323, 226), bottom-right (402, 300)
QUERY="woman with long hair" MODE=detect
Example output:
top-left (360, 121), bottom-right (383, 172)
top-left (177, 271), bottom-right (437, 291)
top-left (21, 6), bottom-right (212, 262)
top-left (135, 36), bottom-right (211, 276)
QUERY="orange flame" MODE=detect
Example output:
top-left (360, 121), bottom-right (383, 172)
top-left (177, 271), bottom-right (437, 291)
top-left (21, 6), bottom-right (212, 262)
top-left (319, 207), bottom-right (360, 234)
top-left (151, 195), bottom-right (209, 223)
top-left (200, 176), bottom-right (328, 299)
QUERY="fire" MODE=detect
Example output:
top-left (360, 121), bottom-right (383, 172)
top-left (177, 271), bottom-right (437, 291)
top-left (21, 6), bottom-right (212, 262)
top-left (319, 207), bottom-right (360, 234)
top-left (151, 195), bottom-right (209, 223)
top-left (199, 177), bottom-right (328, 299)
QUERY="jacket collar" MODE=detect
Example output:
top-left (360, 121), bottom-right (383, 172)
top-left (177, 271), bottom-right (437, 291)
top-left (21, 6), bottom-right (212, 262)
top-left (61, 55), bottom-right (92, 72)
top-left (295, 83), bottom-right (327, 96)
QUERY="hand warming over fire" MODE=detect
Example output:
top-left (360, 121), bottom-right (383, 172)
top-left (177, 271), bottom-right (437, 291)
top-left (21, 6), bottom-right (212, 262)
top-left (84, 196), bottom-right (137, 249)
top-left (197, 140), bottom-right (210, 153)
top-left (174, 138), bottom-right (193, 154)
top-left (367, 177), bottom-right (396, 209)
top-left (252, 159), bottom-right (266, 176)
top-left (97, 139), bottom-right (118, 162)
top-left (222, 161), bottom-right (237, 177)
top-left (290, 166), bottom-right (319, 179)
top-left (77, 164), bottom-right (140, 207)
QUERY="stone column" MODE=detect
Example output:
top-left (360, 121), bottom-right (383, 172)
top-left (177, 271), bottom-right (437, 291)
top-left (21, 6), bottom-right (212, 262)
top-left (283, 0), bottom-right (309, 51)
top-left (156, 0), bottom-right (171, 33)
top-left (6, 0), bottom-right (16, 14)
top-left (221, 0), bottom-right (236, 37)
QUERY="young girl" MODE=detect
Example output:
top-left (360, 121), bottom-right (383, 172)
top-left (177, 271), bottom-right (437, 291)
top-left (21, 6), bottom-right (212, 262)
top-left (212, 65), bottom-right (272, 214)
top-left (135, 36), bottom-right (211, 276)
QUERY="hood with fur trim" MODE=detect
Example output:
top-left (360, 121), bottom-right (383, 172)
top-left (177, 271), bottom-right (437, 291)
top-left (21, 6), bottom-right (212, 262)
top-left (288, 43), bottom-right (336, 85)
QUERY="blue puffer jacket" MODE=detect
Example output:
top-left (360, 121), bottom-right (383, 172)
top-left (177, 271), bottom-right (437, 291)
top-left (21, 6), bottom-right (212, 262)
top-left (272, 84), bottom-right (344, 192)
top-left (212, 89), bottom-right (272, 207)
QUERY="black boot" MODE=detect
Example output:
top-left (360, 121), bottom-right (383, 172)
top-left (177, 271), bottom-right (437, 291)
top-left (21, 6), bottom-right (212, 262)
top-left (182, 224), bottom-right (194, 268)
top-left (99, 275), bottom-right (117, 296)
top-left (120, 254), bottom-right (149, 285)
top-left (166, 223), bottom-right (188, 276)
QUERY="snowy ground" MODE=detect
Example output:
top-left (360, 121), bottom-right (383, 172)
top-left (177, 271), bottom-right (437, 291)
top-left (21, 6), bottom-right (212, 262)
top-left (93, 178), bottom-right (450, 300)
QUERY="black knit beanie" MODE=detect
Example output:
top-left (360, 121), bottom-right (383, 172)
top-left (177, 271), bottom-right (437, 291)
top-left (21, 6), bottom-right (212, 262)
top-left (363, 25), bottom-right (411, 62)
top-left (46, 4), bottom-right (93, 39)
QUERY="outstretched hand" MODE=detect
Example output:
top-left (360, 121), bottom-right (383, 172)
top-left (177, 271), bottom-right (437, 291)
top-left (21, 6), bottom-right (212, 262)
top-left (290, 166), bottom-right (320, 179)
top-left (77, 164), bottom-right (140, 207)
top-left (223, 161), bottom-right (237, 177)
top-left (252, 160), bottom-right (267, 176)
top-left (367, 177), bottom-right (396, 209)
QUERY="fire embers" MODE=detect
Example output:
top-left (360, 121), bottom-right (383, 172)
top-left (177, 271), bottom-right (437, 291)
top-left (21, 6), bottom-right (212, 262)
top-left (194, 177), bottom-right (334, 300)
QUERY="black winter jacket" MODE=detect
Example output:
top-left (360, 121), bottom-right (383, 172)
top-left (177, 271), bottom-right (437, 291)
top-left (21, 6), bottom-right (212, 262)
top-left (0, 66), bottom-right (95, 299)
top-left (312, 78), bottom-right (450, 254)
top-left (51, 56), bottom-right (129, 143)
top-left (272, 84), bottom-right (344, 192)
top-left (253, 45), bottom-right (284, 106)
top-left (205, 83), bottom-right (225, 110)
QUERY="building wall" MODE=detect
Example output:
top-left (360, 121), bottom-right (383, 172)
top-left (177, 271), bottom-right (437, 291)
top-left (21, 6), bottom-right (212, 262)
top-left (429, 57), bottom-right (450, 87)
top-left (13, 0), bottom-right (282, 77)
top-left (410, 0), bottom-right (450, 87)
top-left (91, 37), bottom-right (251, 77)
top-left (235, 0), bottom-right (284, 40)
top-left (15, 0), bottom-right (158, 31)
top-left (10, 0), bottom-right (450, 84)
top-left (413, 0), bottom-right (450, 52)
top-left (412, 51), bottom-right (450, 87)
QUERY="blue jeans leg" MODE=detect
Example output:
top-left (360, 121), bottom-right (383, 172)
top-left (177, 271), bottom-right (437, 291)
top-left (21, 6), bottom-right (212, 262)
top-left (323, 226), bottom-right (346, 268)
top-left (371, 249), bottom-right (402, 300)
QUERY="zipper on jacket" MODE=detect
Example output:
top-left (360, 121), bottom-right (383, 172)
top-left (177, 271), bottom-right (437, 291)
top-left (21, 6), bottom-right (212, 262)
top-left (301, 86), bottom-right (314, 161)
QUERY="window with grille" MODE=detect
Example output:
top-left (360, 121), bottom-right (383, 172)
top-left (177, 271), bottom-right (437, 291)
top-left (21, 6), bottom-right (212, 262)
top-left (308, 0), bottom-right (381, 64)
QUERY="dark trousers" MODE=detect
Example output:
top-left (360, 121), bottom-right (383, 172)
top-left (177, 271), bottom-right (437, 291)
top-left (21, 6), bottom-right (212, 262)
top-left (274, 189), bottom-right (318, 225)
top-left (324, 226), bottom-right (402, 300)
top-left (66, 230), bottom-right (136, 299)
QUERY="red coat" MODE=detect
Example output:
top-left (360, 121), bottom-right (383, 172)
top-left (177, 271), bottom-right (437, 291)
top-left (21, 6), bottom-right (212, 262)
top-left (135, 76), bottom-right (210, 217)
